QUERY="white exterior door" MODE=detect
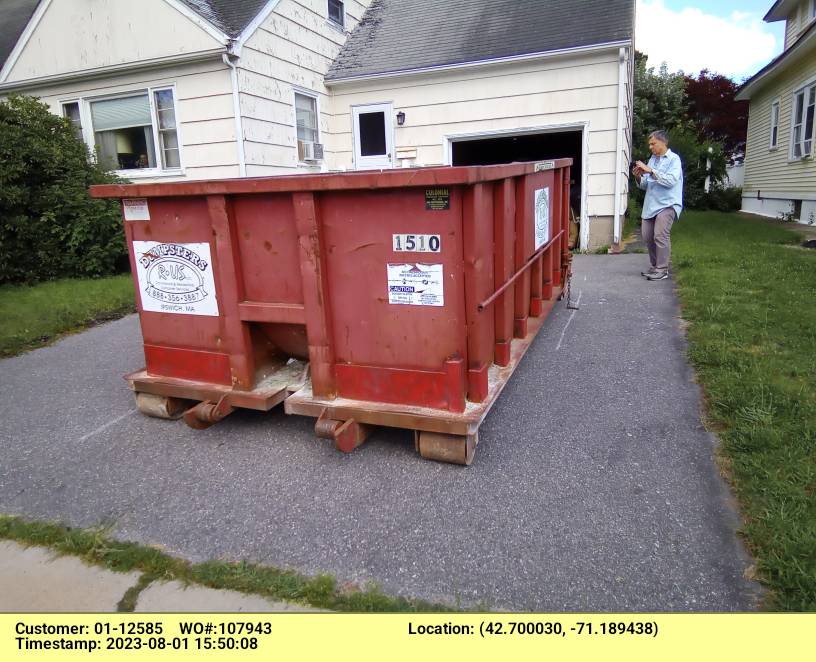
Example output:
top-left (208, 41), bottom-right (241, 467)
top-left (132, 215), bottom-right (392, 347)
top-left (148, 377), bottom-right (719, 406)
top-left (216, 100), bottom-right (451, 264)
top-left (352, 103), bottom-right (394, 170)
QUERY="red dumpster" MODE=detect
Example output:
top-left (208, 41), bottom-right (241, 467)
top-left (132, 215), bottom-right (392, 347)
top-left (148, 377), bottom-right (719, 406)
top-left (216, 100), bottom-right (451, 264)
top-left (90, 160), bottom-right (572, 465)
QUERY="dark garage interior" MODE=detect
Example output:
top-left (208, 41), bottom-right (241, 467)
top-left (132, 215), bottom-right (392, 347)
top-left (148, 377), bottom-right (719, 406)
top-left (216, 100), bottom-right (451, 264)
top-left (451, 130), bottom-right (583, 224)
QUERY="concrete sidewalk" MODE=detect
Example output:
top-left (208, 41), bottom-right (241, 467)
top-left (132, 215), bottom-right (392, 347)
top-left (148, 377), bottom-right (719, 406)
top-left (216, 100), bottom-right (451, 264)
top-left (0, 254), bottom-right (762, 611)
top-left (0, 540), bottom-right (317, 612)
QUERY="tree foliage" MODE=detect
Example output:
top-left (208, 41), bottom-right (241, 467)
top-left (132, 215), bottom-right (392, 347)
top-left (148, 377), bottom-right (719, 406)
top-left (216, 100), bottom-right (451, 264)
top-left (0, 94), bottom-right (126, 284)
top-left (684, 70), bottom-right (748, 162)
top-left (631, 52), bottom-right (741, 212)
top-left (632, 51), bottom-right (688, 152)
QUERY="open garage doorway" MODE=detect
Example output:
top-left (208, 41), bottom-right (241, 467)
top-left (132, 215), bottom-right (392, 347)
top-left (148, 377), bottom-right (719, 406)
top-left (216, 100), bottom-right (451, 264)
top-left (447, 126), bottom-right (586, 249)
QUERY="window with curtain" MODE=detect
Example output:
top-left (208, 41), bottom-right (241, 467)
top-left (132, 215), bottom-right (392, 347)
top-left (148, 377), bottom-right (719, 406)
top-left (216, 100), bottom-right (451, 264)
top-left (85, 87), bottom-right (181, 171)
top-left (90, 94), bottom-right (156, 171)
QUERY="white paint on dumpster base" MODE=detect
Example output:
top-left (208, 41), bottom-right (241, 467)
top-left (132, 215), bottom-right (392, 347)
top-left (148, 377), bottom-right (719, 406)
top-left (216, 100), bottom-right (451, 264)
top-left (133, 241), bottom-right (219, 316)
top-left (387, 263), bottom-right (444, 306)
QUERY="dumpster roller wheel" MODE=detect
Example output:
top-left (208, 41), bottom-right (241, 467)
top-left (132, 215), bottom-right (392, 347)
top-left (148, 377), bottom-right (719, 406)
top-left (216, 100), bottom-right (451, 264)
top-left (415, 431), bottom-right (478, 466)
top-left (315, 411), bottom-right (373, 453)
top-left (134, 392), bottom-right (188, 420)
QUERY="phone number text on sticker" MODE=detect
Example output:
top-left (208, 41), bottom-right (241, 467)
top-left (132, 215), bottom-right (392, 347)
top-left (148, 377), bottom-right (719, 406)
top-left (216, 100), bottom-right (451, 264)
top-left (387, 263), bottom-right (444, 306)
top-left (392, 234), bottom-right (441, 253)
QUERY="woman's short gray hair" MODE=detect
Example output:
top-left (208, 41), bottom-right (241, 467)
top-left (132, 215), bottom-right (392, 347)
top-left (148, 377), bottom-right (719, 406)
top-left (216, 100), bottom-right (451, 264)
top-left (649, 130), bottom-right (669, 144)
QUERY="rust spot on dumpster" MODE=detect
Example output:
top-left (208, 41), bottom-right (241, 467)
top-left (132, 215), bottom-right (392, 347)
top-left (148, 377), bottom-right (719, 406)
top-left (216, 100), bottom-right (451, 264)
top-left (263, 241), bottom-right (273, 251)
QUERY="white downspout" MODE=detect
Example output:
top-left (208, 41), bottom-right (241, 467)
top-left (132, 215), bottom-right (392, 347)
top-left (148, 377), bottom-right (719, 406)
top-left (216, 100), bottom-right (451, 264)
top-left (613, 46), bottom-right (627, 246)
top-left (223, 50), bottom-right (247, 178)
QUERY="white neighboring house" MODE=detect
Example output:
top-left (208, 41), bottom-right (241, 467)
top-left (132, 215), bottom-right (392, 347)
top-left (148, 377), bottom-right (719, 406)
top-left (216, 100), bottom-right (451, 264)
top-left (0, 0), bottom-right (373, 180)
top-left (736, 0), bottom-right (816, 223)
top-left (0, 0), bottom-right (635, 250)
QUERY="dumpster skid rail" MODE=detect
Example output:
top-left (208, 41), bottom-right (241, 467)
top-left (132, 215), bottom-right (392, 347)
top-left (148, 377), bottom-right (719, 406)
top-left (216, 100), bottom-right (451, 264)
top-left (91, 160), bottom-right (572, 466)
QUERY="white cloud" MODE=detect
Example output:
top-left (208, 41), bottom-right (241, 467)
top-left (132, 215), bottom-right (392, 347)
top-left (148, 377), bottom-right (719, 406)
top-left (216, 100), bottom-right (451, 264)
top-left (636, 0), bottom-right (779, 79)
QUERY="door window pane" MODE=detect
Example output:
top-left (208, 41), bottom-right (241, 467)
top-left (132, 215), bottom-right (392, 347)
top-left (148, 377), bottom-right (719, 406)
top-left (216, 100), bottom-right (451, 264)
top-left (359, 111), bottom-right (386, 156)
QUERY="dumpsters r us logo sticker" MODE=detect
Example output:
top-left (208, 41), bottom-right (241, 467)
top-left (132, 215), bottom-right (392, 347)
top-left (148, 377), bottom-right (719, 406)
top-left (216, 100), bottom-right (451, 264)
top-left (132, 241), bottom-right (219, 316)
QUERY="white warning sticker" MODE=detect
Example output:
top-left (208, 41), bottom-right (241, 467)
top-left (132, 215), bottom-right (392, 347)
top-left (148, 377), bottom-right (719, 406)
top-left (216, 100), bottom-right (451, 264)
top-left (387, 263), bottom-right (444, 307)
top-left (534, 187), bottom-right (550, 249)
top-left (123, 198), bottom-right (150, 221)
top-left (133, 241), bottom-right (219, 316)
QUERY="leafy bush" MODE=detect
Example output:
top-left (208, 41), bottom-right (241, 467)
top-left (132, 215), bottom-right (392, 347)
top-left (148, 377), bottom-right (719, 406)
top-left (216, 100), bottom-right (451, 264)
top-left (0, 94), bottom-right (126, 284)
top-left (699, 186), bottom-right (743, 213)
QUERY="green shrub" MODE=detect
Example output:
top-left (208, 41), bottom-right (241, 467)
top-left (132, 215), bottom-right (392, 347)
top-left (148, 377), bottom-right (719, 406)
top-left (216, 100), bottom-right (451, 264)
top-left (700, 186), bottom-right (743, 212)
top-left (0, 94), bottom-right (126, 284)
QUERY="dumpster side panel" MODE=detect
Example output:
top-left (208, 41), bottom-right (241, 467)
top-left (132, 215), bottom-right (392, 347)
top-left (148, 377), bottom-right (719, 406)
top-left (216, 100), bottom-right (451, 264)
top-left (321, 188), bottom-right (468, 371)
top-left (319, 187), bottom-right (469, 410)
top-left (232, 195), bottom-right (304, 305)
top-left (126, 197), bottom-right (235, 384)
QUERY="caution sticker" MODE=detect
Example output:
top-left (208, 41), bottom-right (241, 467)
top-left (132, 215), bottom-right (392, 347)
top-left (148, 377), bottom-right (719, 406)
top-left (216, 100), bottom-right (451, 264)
top-left (387, 263), bottom-right (444, 307)
top-left (133, 241), bottom-right (219, 316)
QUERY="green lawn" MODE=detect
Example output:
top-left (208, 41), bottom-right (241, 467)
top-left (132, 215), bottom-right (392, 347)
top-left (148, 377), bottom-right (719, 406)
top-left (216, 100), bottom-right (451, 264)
top-left (672, 211), bottom-right (816, 611)
top-left (0, 275), bottom-right (135, 357)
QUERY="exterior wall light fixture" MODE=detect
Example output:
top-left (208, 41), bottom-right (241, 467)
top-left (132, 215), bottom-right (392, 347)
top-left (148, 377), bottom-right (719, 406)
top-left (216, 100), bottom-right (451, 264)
top-left (396, 111), bottom-right (406, 126)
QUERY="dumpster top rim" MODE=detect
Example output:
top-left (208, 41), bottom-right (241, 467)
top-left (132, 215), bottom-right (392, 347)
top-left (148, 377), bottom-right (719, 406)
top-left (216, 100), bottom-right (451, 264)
top-left (89, 160), bottom-right (573, 199)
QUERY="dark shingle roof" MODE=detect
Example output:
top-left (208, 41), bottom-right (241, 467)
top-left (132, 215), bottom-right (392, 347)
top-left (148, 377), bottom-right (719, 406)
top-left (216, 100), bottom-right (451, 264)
top-left (326, 0), bottom-right (635, 81)
top-left (0, 0), bottom-right (40, 70)
top-left (178, 0), bottom-right (269, 37)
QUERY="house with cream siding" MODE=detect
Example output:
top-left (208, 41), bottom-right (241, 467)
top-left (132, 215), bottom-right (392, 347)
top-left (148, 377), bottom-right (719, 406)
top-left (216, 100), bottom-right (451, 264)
top-left (736, 0), bottom-right (816, 222)
top-left (0, 0), bottom-right (635, 250)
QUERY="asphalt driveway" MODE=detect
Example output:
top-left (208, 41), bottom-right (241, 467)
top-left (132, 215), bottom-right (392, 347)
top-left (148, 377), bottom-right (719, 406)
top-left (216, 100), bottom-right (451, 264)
top-left (0, 255), bottom-right (761, 611)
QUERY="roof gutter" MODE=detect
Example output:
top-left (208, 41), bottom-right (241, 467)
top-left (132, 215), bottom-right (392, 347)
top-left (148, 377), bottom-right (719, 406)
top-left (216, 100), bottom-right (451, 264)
top-left (325, 40), bottom-right (632, 86)
top-left (0, 48), bottom-right (227, 93)
top-left (223, 45), bottom-right (247, 178)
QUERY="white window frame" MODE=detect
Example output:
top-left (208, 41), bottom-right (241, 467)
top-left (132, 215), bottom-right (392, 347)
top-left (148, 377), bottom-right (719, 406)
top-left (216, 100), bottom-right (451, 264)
top-left (327, 0), bottom-right (345, 29)
top-left (789, 78), bottom-right (816, 161)
top-left (769, 99), bottom-right (780, 150)
top-left (292, 88), bottom-right (321, 165)
top-left (59, 85), bottom-right (184, 178)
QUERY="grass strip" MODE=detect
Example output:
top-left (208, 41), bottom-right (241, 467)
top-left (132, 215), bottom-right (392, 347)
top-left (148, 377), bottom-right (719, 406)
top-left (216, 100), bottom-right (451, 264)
top-left (672, 211), bottom-right (816, 611)
top-left (0, 515), bottom-right (453, 612)
top-left (0, 275), bottom-right (135, 357)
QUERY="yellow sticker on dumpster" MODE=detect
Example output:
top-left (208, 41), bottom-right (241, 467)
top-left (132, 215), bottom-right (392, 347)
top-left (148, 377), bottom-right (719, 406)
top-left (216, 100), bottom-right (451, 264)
top-left (133, 241), bottom-right (219, 316)
top-left (387, 263), bottom-right (444, 306)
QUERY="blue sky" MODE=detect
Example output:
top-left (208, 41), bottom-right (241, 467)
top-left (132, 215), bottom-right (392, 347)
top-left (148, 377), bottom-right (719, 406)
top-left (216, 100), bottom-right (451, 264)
top-left (637, 0), bottom-right (786, 80)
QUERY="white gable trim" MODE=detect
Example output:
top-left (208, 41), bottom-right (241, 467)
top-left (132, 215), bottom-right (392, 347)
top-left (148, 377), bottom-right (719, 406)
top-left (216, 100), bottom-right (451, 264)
top-left (0, 0), bottom-right (230, 84)
top-left (0, 49), bottom-right (226, 92)
top-left (0, 0), bottom-right (53, 83)
top-left (232, 0), bottom-right (283, 56)
top-left (325, 40), bottom-right (632, 86)
top-left (163, 0), bottom-right (230, 43)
